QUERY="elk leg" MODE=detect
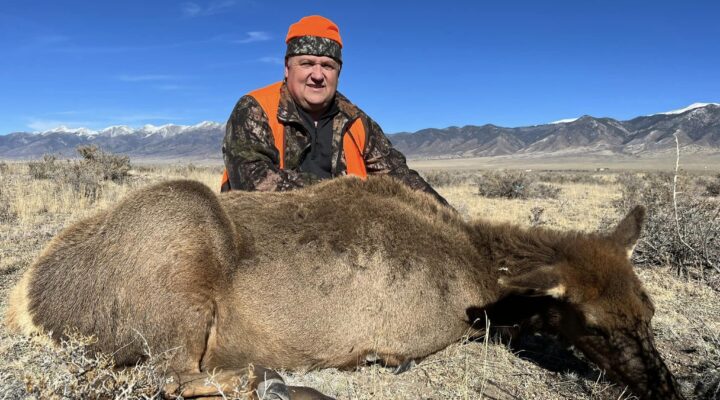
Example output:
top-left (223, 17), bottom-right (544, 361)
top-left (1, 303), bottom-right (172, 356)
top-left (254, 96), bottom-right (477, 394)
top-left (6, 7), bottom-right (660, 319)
top-left (394, 358), bottom-right (417, 374)
top-left (249, 365), bottom-right (335, 400)
top-left (163, 368), bottom-right (247, 399)
top-left (366, 352), bottom-right (417, 374)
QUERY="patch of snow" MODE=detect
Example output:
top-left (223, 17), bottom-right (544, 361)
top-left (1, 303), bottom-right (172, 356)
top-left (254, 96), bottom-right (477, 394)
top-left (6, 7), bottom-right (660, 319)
top-left (141, 124), bottom-right (171, 133)
top-left (98, 125), bottom-right (135, 137)
top-left (654, 102), bottom-right (719, 116)
top-left (140, 124), bottom-right (182, 138)
top-left (40, 125), bottom-right (98, 136)
top-left (550, 117), bottom-right (579, 124)
top-left (189, 121), bottom-right (222, 130)
top-left (34, 121), bottom-right (224, 138)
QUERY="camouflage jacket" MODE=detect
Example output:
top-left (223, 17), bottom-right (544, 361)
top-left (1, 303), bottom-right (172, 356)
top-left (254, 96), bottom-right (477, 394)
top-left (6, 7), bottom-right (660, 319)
top-left (222, 82), bottom-right (449, 206)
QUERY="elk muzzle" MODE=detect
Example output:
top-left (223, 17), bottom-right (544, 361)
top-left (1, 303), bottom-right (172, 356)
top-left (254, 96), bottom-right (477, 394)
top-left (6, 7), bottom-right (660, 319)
top-left (575, 323), bottom-right (684, 400)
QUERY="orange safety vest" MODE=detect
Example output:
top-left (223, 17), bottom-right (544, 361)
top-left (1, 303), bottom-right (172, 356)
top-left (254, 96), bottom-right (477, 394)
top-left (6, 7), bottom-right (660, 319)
top-left (221, 81), bottom-right (367, 190)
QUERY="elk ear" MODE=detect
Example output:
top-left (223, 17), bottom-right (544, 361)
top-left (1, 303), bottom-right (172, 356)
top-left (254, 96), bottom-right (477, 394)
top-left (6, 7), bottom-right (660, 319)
top-left (498, 266), bottom-right (566, 299)
top-left (610, 205), bottom-right (645, 257)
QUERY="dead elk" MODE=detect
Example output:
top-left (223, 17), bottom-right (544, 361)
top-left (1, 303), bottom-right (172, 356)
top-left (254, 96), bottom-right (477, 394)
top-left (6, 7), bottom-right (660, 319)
top-left (5, 176), bottom-right (684, 399)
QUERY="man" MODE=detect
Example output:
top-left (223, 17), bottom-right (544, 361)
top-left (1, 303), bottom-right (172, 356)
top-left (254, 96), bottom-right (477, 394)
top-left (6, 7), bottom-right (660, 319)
top-left (221, 15), bottom-right (448, 206)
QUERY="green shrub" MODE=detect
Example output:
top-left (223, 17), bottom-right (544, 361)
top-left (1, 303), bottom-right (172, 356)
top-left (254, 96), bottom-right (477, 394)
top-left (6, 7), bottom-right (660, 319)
top-left (534, 171), bottom-right (607, 185)
top-left (609, 172), bottom-right (720, 289)
top-left (421, 170), bottom-right (478, 187)
top-left (0, 186), bottom-right (16, 223)
top-left (27, 154), bottom-right (58, 180)
top-left (76, 145), bottom-right (131, 182)
top-left (703, 174), bottom-right (720, 197)
top-left (476, 171), bottom-right (560, 200)
top-left (26, 146), bottom-right (131, 201)
top-left (529, 206), bottom-right (547, 226)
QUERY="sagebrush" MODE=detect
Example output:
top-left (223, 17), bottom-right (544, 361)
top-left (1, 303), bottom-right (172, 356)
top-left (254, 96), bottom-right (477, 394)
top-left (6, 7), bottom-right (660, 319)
top-left (475, 171), bottom-right (561, 199)
top-left (27, 146), bottom-right (131, 201)
top-left (610, 172), bottom-right (720, 289)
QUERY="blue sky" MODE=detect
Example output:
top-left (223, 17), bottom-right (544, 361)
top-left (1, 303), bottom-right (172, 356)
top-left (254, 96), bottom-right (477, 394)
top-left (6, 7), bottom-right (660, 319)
top-left (1, 0), bottom-right (719, 135)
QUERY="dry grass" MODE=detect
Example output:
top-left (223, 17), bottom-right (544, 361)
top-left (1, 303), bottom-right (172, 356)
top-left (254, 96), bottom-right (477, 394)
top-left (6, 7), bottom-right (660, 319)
top-left (0, 161), bottom-right (221, 227)
top-left (0, 160), bottom-right (718, 399)
top-left (1, 331), bottom-right (168, 399)
top-left (440, 177), bottom-right (620, 232)
top-left (607, 172), bottom-right (720, 288)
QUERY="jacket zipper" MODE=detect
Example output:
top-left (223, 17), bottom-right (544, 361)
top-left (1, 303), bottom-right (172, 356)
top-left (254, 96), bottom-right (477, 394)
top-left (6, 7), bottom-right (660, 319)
top-left (336, 116), bottom-right (360, 175)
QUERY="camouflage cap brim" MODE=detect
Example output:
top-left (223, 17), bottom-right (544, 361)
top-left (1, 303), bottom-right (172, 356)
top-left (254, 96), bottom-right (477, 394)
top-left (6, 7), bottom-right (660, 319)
top-left (285, 36), bottom-right (342, 63)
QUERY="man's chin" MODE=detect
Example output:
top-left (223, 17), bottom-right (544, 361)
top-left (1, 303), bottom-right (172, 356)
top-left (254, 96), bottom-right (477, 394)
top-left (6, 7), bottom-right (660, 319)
top-left (304, 89), bottom-right (328, 99)
top-left (303, 98), bottom-right (331, 109)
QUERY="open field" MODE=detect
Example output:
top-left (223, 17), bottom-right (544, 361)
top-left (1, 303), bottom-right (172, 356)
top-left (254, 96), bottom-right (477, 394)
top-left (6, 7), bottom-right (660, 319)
top-left (44, 150), bottom-right (720, 172)
top-left (0, 156), bottom-right (719, 399)
top-left (408, 152), bottom-right (720, 172)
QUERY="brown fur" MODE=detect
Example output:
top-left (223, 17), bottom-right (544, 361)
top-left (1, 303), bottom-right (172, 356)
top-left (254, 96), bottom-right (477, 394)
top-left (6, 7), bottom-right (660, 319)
top-left (4, 176), bottom-right (684, 399)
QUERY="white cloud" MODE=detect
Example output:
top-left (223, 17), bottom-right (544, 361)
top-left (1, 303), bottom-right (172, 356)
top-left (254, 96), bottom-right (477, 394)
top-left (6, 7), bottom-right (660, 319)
top-left (115, 75), bottom-right (188, 90)
top-left (26, 111), bottom-right (185, 132)
top-left (234, 31), bottom-right (271, 44)
top-left (27, 119), bottom-right (94, 131)
top-left (181, 2), bottom-right (203, 16)
top-left (54, 44), bottom-right (152, 54)
top-left (19, 34), bottom-right (72, 51)
top-left (112, 113), bottom-right (181, 123)
top-left (116, 74), bottom-right (179, 82)
top-left (34, 34), bottom-right (70, 45)
top-left (155, 84), bottom-right (183, 91)
top-left (37, 32), bottom-right (258, 55)
top-left (48, 110), bottom-right (82, 116)
top-left (258, 56), bottom-right (283, 65)
top-left (182, 1), bottom-right (237, 17)
top-left (52, 39), bottom-right (218, 54)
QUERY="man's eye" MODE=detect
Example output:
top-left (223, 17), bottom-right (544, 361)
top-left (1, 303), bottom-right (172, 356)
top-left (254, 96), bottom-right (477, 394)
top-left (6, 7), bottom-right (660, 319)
top-left (300, 61), bottom-right (313, 67)
top-left (322, 64), bottom-right (336, 71)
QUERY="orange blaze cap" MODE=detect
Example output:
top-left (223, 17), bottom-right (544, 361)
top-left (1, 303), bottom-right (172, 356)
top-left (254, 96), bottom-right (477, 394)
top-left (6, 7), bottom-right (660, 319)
top-left (285, 15), bottom-right (343, 47)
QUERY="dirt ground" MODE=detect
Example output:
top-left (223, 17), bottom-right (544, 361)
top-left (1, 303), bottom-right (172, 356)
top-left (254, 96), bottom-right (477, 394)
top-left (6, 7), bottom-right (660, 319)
top-left (0, 162), bottom-right (718, 399)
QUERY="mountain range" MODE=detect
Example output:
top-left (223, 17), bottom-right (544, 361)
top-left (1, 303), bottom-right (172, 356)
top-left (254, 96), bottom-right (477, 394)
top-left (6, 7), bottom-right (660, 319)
top-left (1, 103), bottom-right (719, 160)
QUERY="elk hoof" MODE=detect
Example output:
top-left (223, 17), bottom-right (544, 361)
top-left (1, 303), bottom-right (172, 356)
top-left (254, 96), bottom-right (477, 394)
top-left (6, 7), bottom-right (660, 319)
top-left (250, 366), bottom-right (289, 400)
top-left (394, 359), bottom-right (416, 374)
top-left (249, 365), bottom-right (335, 400)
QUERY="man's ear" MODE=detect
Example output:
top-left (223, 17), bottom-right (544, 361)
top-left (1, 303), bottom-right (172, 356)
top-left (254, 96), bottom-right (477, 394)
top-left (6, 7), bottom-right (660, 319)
top-left (610, 205), bottom-right (645, 258)
top-left (498, 266), bottom-right (566, 299)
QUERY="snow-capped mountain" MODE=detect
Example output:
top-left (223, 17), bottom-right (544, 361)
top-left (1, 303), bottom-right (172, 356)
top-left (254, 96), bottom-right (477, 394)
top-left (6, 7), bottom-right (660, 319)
top-left (1, 104), bottom-right (719, 160)
top-left (550, 117), bottom-right (580, 124)
top-left (98, 126), bottom-right (135, 137)
top-left (2, 121), bottom-right (227, 159)
top-left (41, 126), bottom-right (97, 136)
top-left (34, 121), bottom-right (225, 139)
top-left (654, 102), bottom-right (720, 116)
top-left (391, 103), bottom-right (720, 157)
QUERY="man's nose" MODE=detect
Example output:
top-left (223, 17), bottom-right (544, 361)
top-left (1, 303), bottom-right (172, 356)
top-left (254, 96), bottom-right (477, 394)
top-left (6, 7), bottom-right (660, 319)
top-left (310, 64), bottom-right (324, 81)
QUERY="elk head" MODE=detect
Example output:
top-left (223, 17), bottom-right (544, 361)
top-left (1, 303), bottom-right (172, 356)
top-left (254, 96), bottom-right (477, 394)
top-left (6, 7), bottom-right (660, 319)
top-left (498, 206), bottom-right (685, 399)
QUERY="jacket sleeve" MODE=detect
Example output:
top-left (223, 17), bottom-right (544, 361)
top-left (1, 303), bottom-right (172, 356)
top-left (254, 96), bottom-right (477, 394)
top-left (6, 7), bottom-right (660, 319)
top-left (222, 95), bottom-right (319, 191)
top-left (362, 117), bottom-right (451, 208)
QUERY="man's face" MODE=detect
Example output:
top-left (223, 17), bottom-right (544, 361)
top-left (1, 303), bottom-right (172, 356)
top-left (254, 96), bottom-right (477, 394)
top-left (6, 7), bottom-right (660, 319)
top-left (285, 55), bottom-right (340, 116)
